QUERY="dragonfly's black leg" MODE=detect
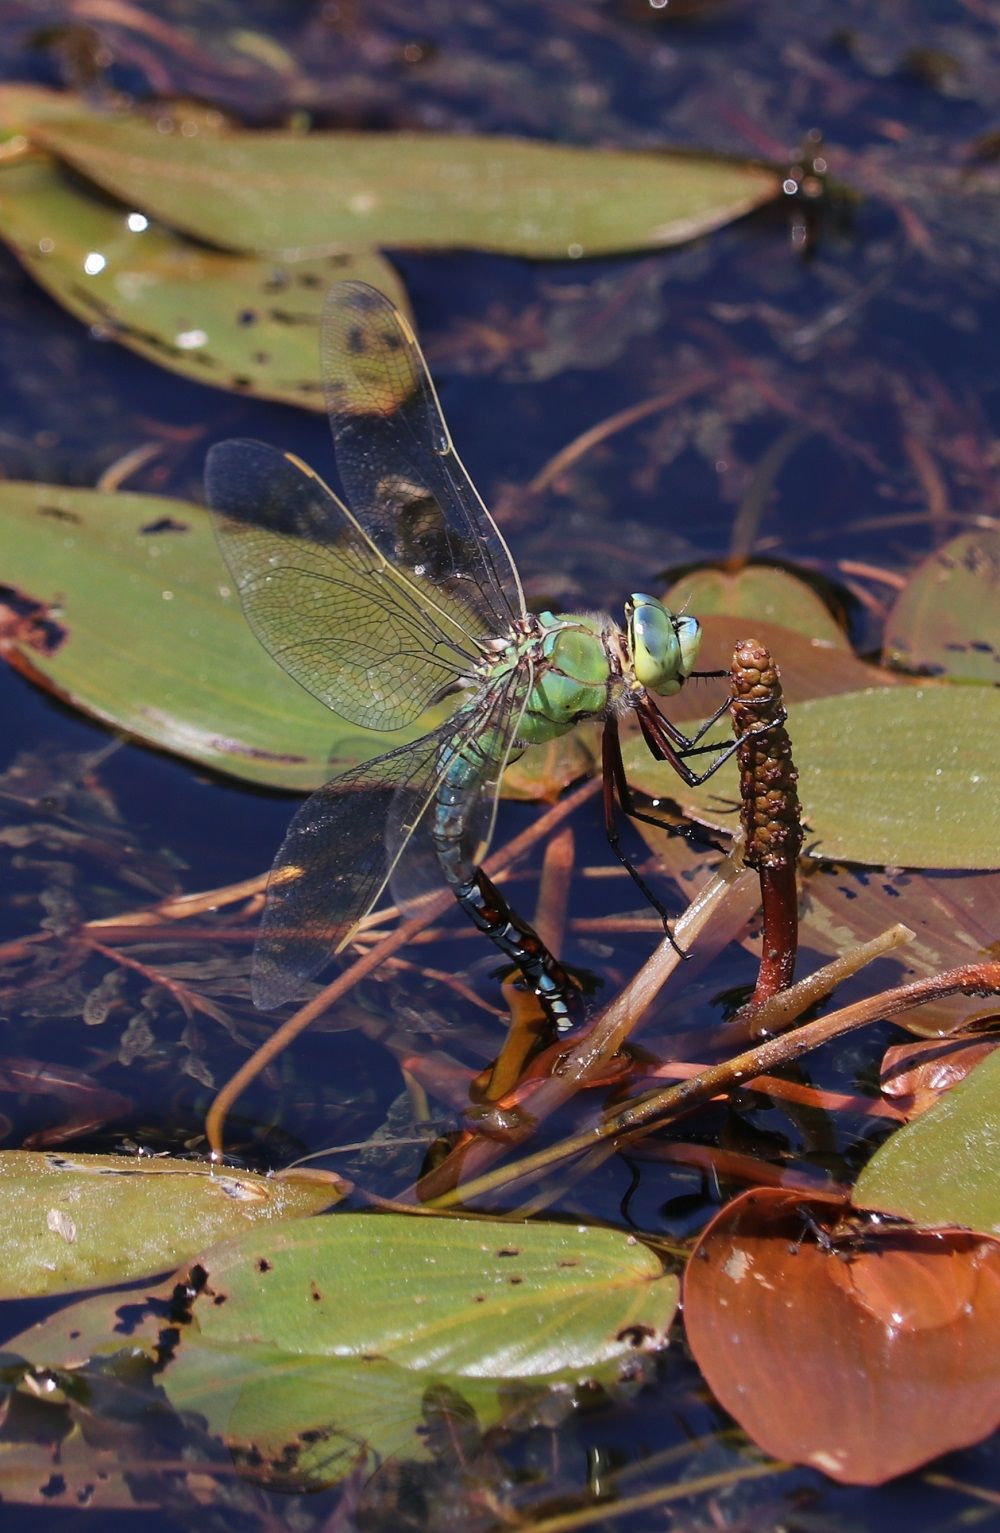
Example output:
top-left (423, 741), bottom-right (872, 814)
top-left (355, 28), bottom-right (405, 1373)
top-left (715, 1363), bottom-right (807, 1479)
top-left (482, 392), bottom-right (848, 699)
top-left (452, 867), bottom-right (580, 1033)
top-left (600, 696), bottom-right (788, 952)
top-left (602, 715), bottom-right (685, 952)
top-left (636, 694), bottom-right (785, 787)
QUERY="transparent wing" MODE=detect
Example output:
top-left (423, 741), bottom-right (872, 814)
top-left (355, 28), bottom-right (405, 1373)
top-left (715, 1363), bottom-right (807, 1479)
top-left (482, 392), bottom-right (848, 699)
top-left (387, 659), bottom-right (533, 913)
top-left (321, 281), bottom-right (525, 637)
top-left (207, 438), bottom-right (489, 733)
top-left (252, 728), bottom-right (452, 1010)
top-left (252, 666), bottom-right (531, 1011)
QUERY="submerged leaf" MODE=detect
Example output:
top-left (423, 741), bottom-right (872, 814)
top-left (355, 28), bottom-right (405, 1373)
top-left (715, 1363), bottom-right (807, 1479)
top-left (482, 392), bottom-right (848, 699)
top-left (0, 158), bottom-right (407, 412)
top-left (684, 1188), bottom-right (1000, 1484)
top-left (854, 1049), bottom-right (1000, 1233)
top-left (794, 866), bottom-right (1000, 1037)
top-left (690, 615), bottom-right (892, 703)
top-left (0, 481), bottom-right (454, 791)
top-left (884, 528), bottom-right (1000, 684)
top-left (628, 685), bottom-right (1000, 869)
top-left (8, 1214), bottom-right (677, 1488)
top-left (880, 1035), bottom-right (1000, 1118)
top-left (13, 92), bottom-right (781, 258)
top-left (0, 1150), bottom-right (343, 1298)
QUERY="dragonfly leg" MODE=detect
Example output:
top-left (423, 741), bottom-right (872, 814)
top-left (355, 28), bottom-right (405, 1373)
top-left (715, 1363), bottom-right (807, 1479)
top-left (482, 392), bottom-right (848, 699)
top-left (602, 715), bottom-right (686, 957)
top-left (452, 868), bottom-right (581, 1033)
top-left (637, 694), bottom-right (786, 787)
top-left (645, 690), bottom-right (732, 752)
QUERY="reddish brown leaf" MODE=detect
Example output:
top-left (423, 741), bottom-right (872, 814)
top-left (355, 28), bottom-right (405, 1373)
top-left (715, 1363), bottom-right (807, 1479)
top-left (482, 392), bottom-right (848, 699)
top-left (683, 1188), bottom-right (1000, 1484)
top-left (881, 1035), bottom-right (1000, 1118)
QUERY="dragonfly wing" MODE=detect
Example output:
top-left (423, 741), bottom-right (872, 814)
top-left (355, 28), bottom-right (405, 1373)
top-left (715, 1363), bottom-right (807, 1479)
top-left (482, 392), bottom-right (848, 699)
top-left (207, 438), bottom-right (485, 732)
top-left (252, 725), bottom-right (459, 1010)
top-left (386, 662), bottom-right (533, 913)
top-left (321, 281), bottom-right (525, 638)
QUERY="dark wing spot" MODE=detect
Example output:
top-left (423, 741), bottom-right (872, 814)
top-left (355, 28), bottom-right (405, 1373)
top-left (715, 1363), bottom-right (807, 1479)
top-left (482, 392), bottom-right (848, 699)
top-left (257, 1257), bottom-right (273, 1273)
top-left (346, 324), bottom-right (367, 355)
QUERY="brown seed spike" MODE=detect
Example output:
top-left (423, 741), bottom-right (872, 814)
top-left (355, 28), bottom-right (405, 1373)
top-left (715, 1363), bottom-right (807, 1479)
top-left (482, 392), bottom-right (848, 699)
top-left (730, 639), bottom-right (802, 1013)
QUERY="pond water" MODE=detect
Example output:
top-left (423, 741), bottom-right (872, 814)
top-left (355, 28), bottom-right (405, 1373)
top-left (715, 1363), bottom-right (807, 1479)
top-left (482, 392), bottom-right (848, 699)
top-left (0, 0), bottom-right (997, 1529)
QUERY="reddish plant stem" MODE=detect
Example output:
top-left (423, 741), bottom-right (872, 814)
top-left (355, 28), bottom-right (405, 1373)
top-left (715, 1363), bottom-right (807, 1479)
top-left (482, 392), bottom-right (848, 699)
top-left (730, 639), bottom-right (802, 1015)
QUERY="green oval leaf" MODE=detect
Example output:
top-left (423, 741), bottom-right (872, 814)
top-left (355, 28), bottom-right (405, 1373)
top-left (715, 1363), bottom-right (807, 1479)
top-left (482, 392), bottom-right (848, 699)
top-left (854, 1049), bottom-right (1000, 1233)
top-left (884, 528), bottom-right (1000, 684)
top-left (15, 94), bottom-right (781, 258)
top-left (8, 1214), bottom-right (678, 1486)
top-left (665, 566), bottom-right (849, 650)
top-left (626, 685), bottom-right (1000, 869)
top-left (0, 481), bottom-right (453, 791)
top-left (173, 1214), bottom-right (676, 1375)
top-left (0, 158), bottom-right (407, 411)
top-left (0, 1151), bottom-right (342, 1298)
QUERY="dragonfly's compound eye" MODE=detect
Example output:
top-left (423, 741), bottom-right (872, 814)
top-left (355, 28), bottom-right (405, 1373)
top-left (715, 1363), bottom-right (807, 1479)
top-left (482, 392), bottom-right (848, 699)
top-left (625, 594), bottom-right (702, 694)
top-left (673, 613), bottom-right (702, 679)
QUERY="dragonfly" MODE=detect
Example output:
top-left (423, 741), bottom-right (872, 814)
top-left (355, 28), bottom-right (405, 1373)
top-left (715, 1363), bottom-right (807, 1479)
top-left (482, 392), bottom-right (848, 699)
top-left (206, 282), bottom-right (743, 1030)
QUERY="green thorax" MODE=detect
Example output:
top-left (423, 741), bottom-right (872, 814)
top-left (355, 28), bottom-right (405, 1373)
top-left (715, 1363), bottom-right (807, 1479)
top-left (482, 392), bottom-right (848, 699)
top-left (517, 611), bottom-right (619, 746)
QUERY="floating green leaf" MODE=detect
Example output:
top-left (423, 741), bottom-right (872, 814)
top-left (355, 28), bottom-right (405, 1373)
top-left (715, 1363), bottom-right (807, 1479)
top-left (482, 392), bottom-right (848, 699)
top-left (8, 1214), bottom-right (677, 1488)
top-left (666, 566), bottom-right (849, 650)
top-left (0, 1150), bottom-right (342, 1298)
top-left (0, 158), bottom-right (406, 411)
top-left (0, 481), bottom-right (452, 791)
top-left (627, 685), bottom-right (1000, 869)
top-left (0, 481), bottom-right (583, 800)
top-left (884, 528), bottom-right (1000, 685)
top-left (11, 91), bottom-right (782, 258)
top-left (854, 1049), bottom-right (1000, 1233)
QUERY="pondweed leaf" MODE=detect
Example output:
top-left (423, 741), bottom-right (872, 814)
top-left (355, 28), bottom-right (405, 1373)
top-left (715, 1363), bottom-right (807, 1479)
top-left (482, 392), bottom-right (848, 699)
top-left (0, 1150), bottom-right (343, 1298)
top-left (6, 1214), bottom-right (678, 1490)
top-left (0, 158), bottom-right (408, 411)
top-left (855, 1048), bottom-right (1000, 1234)
top-left (629, 683), bottom-right (1000, 870)
top-left (884, 527), bottom-right (1000, 685)
top-left (684, 1188), bottom-right (1000, 1484)
top-left (0, 482), bottom-right (448, 791)
top-left (5, 87), bottom-right (782, 258)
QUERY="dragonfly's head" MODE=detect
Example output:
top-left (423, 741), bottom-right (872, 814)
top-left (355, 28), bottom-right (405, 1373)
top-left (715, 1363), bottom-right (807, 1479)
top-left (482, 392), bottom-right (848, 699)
top-left (624, 594), bottom-right (701, 696)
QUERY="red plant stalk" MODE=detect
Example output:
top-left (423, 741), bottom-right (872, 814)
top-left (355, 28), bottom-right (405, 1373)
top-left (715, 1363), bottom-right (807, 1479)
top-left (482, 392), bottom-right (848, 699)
top-left (730, 638), bottom-right (802, 1013)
